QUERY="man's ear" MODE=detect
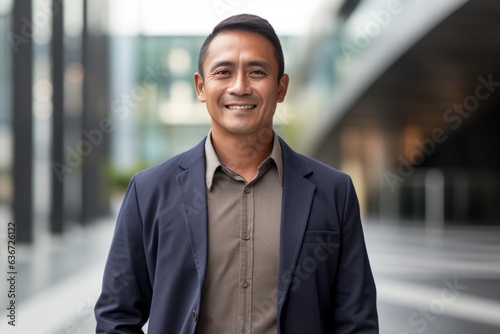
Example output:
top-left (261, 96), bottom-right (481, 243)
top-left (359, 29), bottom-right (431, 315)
top-left (277, 74), bottom-right (289, 103)
top-left (194, 72), bottom-right (206, 102)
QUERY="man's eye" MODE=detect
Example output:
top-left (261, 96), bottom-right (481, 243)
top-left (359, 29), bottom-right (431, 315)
top-left (215, 70), bottom-right (230, 75)
top-left (250, 70), bottom-right (266, 78)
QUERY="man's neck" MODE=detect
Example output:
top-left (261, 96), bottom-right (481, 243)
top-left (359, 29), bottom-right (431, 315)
top-left (210, 128), bottom-right (274, 182)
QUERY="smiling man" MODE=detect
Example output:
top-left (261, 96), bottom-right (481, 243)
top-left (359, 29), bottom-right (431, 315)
top-left (95, 14), bottom-right (378, 334)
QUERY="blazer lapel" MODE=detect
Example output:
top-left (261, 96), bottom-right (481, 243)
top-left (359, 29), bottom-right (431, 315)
top-left (277, 139), bottom-right (316, 310)
top-left (176, 139), bottom-right (208, 286)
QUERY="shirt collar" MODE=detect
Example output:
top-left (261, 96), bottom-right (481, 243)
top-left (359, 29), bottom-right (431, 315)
top-left (205, 131), bottom-right (283, 190)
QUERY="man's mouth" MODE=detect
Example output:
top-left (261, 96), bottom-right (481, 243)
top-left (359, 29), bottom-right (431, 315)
top-left (225, 104), bottom-right (257, 110)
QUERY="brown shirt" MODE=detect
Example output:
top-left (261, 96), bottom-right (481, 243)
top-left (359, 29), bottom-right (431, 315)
top-left (197, 132), bottom-right (283, 334)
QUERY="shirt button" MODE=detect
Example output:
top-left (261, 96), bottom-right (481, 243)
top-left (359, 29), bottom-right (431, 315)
top-left (244, 187), bottom-right (252, 194)
top-left (192, 309), bottom-right (198, 321)
top-left (242, 233), bottom-right (250, 240)
top-left (242, 280), bottom-right (249, 289)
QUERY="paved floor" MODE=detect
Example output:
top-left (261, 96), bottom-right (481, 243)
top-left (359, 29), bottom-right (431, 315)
top-left (366, 223), bottom-right (500, 334)
top-left (1, 218), bottom-right (499, 333)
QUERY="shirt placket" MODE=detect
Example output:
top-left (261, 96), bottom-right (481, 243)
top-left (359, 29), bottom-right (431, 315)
top-left (237, 182), bottom-right (255, 334)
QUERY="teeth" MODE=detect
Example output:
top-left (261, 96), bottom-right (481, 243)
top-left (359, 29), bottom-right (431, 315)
top-left (227, 105), bottom-right (255, 110)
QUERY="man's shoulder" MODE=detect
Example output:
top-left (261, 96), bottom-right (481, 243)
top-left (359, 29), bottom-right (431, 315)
top-left (285, 149), bottom-right (356, 202)
top-left (280, 138), bottom-right (349, 181)
top-left (301, 153), bottom-right (346, 176)
top-left (297, 154), bottom-right (351, 190)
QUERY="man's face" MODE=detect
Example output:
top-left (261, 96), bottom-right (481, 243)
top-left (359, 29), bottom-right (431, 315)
top-left (194, 30), bottom-right (289, 137)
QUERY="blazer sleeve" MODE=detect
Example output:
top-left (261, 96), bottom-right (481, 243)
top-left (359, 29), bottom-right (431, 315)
top-left (95, 175), bottom-right (152, 333)
top-left (330, 176), bottom-right (378, 333)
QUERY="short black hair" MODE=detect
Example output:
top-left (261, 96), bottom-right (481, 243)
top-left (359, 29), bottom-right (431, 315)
top-left (197, 14), bottom-right (285, 81)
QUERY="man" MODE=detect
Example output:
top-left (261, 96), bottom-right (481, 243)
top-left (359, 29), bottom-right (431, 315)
top-left (95, 14), bottom-right (378, 334)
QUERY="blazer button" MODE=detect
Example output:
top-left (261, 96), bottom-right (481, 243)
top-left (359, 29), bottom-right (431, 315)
top-left (192, 309), bottom-right (198, 321)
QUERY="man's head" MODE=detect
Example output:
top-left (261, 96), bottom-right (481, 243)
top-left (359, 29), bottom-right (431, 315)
top-left (194, 14), bottom-right (289, 138)
top-left (198, 14), bottom-right (285, 81)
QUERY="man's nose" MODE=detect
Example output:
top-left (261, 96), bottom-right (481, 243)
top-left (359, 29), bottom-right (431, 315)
top-left (227, 73), bottom-right (252, 96)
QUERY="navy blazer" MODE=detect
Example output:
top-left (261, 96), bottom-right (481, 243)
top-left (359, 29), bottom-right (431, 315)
top-left (95, 137), bottom-right (378, 333)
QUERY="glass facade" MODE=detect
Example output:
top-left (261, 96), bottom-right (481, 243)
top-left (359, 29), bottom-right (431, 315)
top-left (293, 0), bottom-right (500, 225)
top-left (109, 35), bottom-right (210, 175)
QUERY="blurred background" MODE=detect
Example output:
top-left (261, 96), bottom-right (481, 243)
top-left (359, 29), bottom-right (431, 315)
top-left (1, 0), bottom-right (499, 333)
